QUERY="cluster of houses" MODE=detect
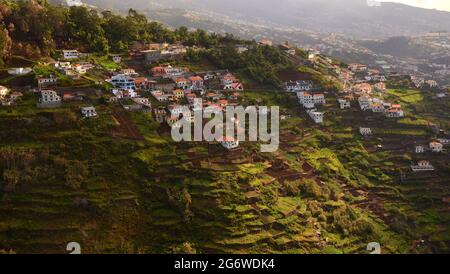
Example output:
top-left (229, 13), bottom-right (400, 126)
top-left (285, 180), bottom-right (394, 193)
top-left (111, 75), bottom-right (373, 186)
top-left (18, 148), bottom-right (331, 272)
top-left (411, 75), bottom-right (438, 89)
top-left (338, 63), bottom-right (387, 94)
top-left (47, 60), bottom-right (94, 81)
top-left (357, 96), bottom-right (404, 118)
top-left (334, 63), bottom-right (406, 118)
top-left (104, 61), bottom-right (245, 151)
top-left (278, 42), bottom-right (296, 56)
top-left (411, 139), bottom-right (449, 171)
top-left (295, 90), bottom-right (325, 124)
top-left (106, 68), bottom-right (154, 112)
top-left (148, 69), bottom-right (246, 150)
top-left (415, 139), bottom-right (448, 154)
top-left (35, 88), bottom-right (97, 118)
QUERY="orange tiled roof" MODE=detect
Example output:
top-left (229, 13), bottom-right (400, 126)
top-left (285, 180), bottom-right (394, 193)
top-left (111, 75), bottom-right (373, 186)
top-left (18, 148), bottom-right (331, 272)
top-left (189, 76), bottom-right (203, 82)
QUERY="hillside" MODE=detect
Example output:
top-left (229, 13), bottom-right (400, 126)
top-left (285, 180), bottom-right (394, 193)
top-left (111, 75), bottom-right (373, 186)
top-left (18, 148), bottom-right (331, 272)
top-left (0, 1), bottom-right (449, 254)
top-left (82, 0), bottom-right (450, 38)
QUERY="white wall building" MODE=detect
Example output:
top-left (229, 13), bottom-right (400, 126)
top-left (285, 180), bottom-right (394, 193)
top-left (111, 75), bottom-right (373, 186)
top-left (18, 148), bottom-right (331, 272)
top-left (285, 80), bottom-right (313, 92)
top-left (108, 74), bottom-right (136, 90)
top-left (360, 127), bottom-right (372, 136)
top-left (415, 145), bottom-right (425, 154)
top-left (38, 76), bottom-right (58, 87)
top-left (219, 137), bottom-right (239, 150)
top-left (307, 109), bottom-right (324, 124)
top-left (0, 85), bottom-right (9, 98)
top-left (297, 92), bottom-right (325, 106)
top-left (430, 141), bottom-right (443, 153)
top-left (62, 50), bottom-right (80, 59)
top-left (111, 88), bottom-right (137, 99)
top-left (411, 161), bottom-right (435, 172)
top-left (38, 90), bottom-right (61, 107)
top-left (338, 99), bottom-right (351, 109)
top-left (81, 106), bottom-right (97, 118)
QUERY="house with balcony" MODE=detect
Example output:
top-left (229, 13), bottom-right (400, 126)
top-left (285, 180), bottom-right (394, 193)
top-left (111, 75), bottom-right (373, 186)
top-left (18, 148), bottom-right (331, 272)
top-left (338, 99), bottom-right (351, 109)
top-left (37, 90), bottom-right (61, 108)
top-left (411, 160), bottom-right (435, 172)
top-left (360, 127), bottom-right (372, 136)
top-left (189, 76), bottom-right (204, 91)
top-left (307, 109), bottom-right (324, 124)
top-left (219, 136), bottom-right (240, 150)
top-left (81, 106), bottom-right (97, 118)
top-left (108, 74), bottom-right (136, 90)
top-left (415, 145), bottom-right (425, 154)
top-left (285, 80), bottom-right (313, 92)
top-left (430, 141), bottom-right (443, 153)
top-left (62, 50), bottom-right (80, 59)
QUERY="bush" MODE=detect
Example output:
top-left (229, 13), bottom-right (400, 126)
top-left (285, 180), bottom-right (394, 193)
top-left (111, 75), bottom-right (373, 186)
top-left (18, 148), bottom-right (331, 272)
top-left (65, 160), bottom-right (89, 189)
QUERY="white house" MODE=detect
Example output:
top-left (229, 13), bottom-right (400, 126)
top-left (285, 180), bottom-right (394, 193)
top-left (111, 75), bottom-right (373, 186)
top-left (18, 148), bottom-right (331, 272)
top-left (430, 141), bottom-right (443, 153)
top-left (358, 96), bottom-right (372, 110)
top-left (360, 127), bottom-right (372, 136)
top-left (385, 108), bottom-right (404, 118)
top-left (415, 145), bottom-right (425, 154)
top-left (297, 92), bottom-right (325, 106)
top-left (132, 97), bottom-right (151, 107)
top-left (338, 99), bottom-right (351, 109)
top-left (188, 76), bottom-right (204, 91)
top-left (7, 67), bottom-right (32, 75)
top-left (111, 55), bottom-right (122, 63)
top-left (111, 88), bottom-right (137, 99)
top-left (66, 0), bottom-right (83, 7)
top-left (220, 73), bottom-right (241, 90)
top-left (10, 92), bottom-right (23, 101)
top-left (73, 64), bottom-right (87, 74)
top-left (425, 80), bottom-right (438, 88)
top-left (121, 68), bottom-right (138, 77)
top-left (371, 102), bottom-right (385, 113)
top-left (174, 77), bottom-right (190, 90)
top-left (0, 85), bottom-right (9, 98)
top-left (62, 50), bottom-right (80, 59)
top-left (38, 76), bottom-right (58, 87)
top-left (307, 109), bottom-right (324, 124)
top-left (38, 90), bottom-right (61, 107)
top-left (81, 106), bottom-right (97, 118)
top-left (235, 45), bottom-right (249, 54)
top-left (437, 138), bottom-right (450, 145)
top-left (108, 74), bottom-right (136, 90)
top-left (168, 104), bottom-right (189, 117)
top-left (411, 161), bottom-right (435, 172)
top-left (52, 61), bottom-right (71, 70)
top-left (285, 80), bottom-right (313, 92)
top-left (219, 136), bottom-right (239, 150)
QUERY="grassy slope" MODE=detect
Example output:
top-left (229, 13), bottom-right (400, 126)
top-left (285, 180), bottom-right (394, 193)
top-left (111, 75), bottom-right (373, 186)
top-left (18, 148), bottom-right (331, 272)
top-left (0, 61), bottom-right (448, 254)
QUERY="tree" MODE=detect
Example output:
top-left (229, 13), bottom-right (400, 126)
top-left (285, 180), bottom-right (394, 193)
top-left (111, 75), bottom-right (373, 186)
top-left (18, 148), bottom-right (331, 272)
top-left (2, 169), bottom-right (20, 188)
top-left (67, 6), bottom-right (109, 53)
top-left (0, 27), bottom-right (12, 66)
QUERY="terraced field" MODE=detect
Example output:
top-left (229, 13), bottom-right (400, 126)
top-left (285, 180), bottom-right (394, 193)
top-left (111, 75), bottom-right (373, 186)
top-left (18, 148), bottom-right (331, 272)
top-left (0, 88), bottom-right (448, 254)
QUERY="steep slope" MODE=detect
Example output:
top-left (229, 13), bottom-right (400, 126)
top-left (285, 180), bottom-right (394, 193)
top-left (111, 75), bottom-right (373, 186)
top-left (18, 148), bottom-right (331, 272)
top-left (82, 0), bottom-right (450, 38)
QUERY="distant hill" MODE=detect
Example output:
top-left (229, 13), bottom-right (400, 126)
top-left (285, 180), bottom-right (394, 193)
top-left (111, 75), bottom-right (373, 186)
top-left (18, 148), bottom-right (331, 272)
top-left (82, 0), bottom-right (450, 38)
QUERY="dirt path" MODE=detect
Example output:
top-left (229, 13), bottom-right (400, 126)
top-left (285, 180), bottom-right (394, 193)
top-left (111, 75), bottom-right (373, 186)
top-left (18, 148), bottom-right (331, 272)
top-left (111, 107), bottom-right (144, 141)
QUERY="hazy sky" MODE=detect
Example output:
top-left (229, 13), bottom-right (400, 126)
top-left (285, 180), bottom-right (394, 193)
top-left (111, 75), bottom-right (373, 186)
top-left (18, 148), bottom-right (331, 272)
top-left (382, 0), bottom-right (450, 11)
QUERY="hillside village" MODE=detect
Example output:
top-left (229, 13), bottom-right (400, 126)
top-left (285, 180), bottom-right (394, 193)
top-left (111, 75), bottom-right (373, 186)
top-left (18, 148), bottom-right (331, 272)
top-left (0, 1), bottom-right (449, 254)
